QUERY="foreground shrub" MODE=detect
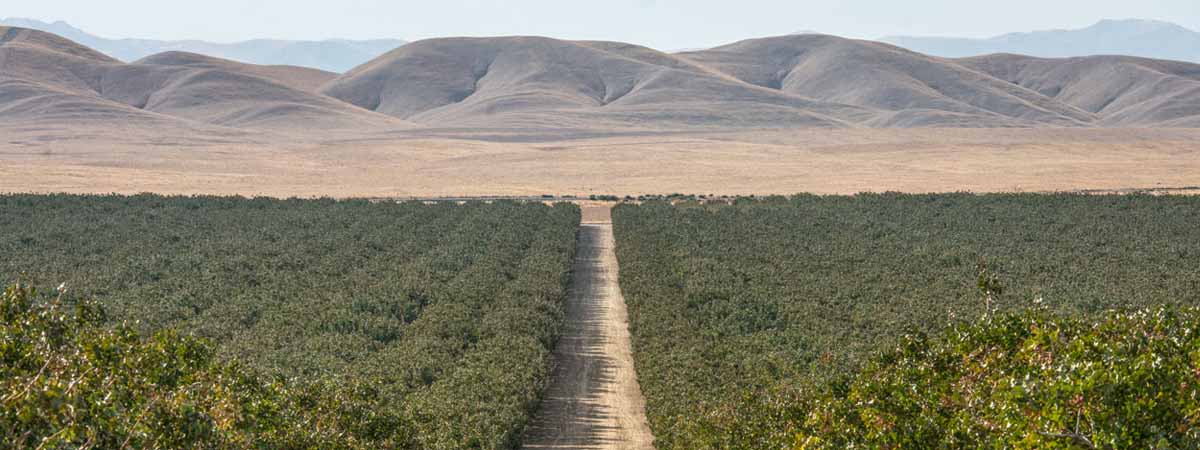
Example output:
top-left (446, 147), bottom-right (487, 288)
top-left (790, 307), bottom-right (1200, 449)
top-left (0, 283), bottom-right (411, 449)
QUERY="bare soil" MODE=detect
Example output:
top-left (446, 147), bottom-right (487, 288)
top-left (521, 206), bottom-right (655, 449)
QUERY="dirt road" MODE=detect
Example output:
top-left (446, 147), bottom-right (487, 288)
top-left (521, 207), bottom-right (656, 449)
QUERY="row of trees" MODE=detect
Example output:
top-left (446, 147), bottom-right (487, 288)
top-left (611, 193), bottom-right (1200, 448)
top-left (2, 283), bottom-right (411, 448)
top-left (789, 307), bottom-right (1200, 448)
top-left (0, 194), bottom-right (581, 449)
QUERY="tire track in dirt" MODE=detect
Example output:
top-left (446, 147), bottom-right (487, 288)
top-left (521, 206), bottom-right (655, 449)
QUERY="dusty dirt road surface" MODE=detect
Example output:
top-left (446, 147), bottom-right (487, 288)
top-left (521, 207), bottom-right (656, 450)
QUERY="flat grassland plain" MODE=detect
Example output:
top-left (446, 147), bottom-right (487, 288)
top-left (2, 127), bottom-right (1198, 197)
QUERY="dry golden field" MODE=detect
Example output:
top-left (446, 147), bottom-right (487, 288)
top-left (2, 126), bottom-right (1197, 197)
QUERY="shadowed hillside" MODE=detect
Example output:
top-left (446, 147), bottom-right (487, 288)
top-left (680, 34), bottom-right (1095, 127)
top-left (0, 27), bottom-right (188, 128)
top-left (0, 26), bottom-right (406, 131)
top-left (134, 51), bottom-right (337, 92)
top-left (960, 54), bottom-right (1200, 127)
top-left (320, 36), bottom-right (871, 129)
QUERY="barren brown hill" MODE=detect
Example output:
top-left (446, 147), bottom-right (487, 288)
top-left (5, 26), bottom-right (1200, 133)
top-left (0, 26), bottom-right (198, 129)
top-left (1, 26), bottom-right (111, 61)
top-left (0, 26), bottom-right (404, 131)
top-left (134, 51), bottom-right (337, 93)
top-left (97, 63), bottom-right (404, 130)
top-left (958, 54), bottom-right (1200, 127)
top-left (320, 36), bottom-right (875, 129)
top-left (679, 34), bottom-right (1097, 127)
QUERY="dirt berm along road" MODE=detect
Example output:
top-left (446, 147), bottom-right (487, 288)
top-left (521, 206), bottom-right (656, 449)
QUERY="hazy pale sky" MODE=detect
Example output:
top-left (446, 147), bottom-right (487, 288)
top-left (6, 0), bottom-right (1198, 49)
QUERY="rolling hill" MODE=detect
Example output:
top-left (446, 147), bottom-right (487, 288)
top-left (959, 54), bottom-right (1200, 127)
top-left (0, 26), bottom-right (187, 129)
top-left (3, 25), bottom-right (1200, 133)
top-left (0, 26), bottom-right (405, 131)
top-left (319, 36), bottom-right (873, 129)
top-left (134, 51), bottom-right (337, 92)
top-left (678, 35), bottom-right (1094, 127)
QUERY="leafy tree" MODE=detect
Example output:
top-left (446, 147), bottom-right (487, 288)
top-left (0, 283), bottom-right (412, 449)
top-left (792, 308), bottom-right (1200, 449)
top-left (0, 194), bottom-right (581, 449)
top-left (612, 194), bottom-right (1200, 448)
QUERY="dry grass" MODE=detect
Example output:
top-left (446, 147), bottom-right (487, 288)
top-left (2, 126), bottom-right (1198, 197)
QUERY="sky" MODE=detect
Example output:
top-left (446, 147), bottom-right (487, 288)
top-left (4, 0), bottom-right (1198, 49)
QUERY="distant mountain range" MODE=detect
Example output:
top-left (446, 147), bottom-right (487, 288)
top-left (882, 19), bottom-right (1200, 63)
top-left (0, 17), bottom-right (405, 72)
